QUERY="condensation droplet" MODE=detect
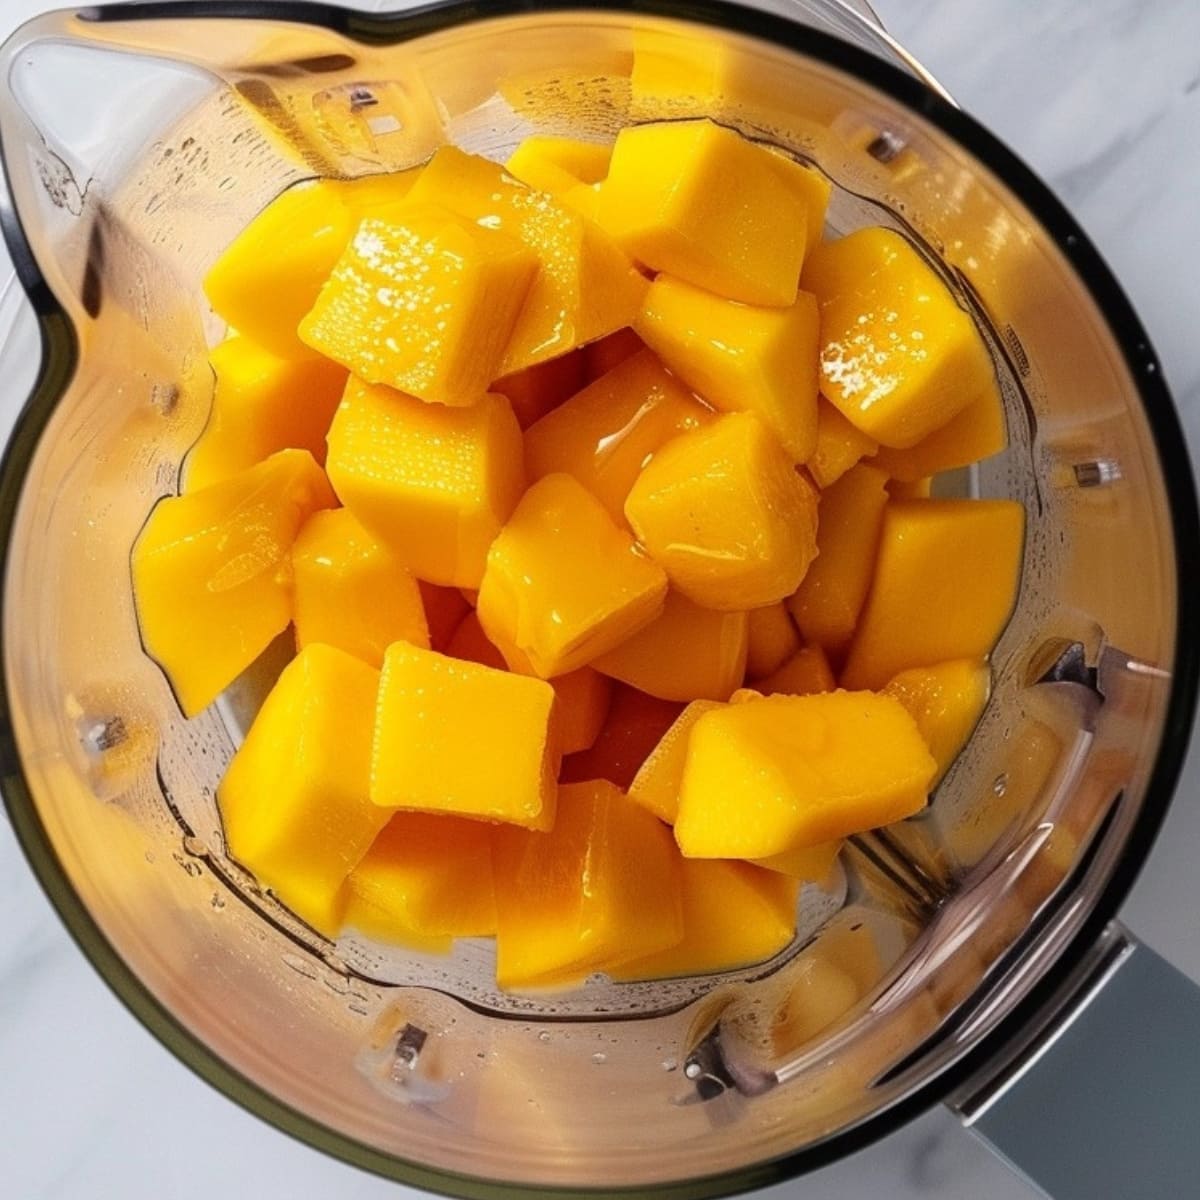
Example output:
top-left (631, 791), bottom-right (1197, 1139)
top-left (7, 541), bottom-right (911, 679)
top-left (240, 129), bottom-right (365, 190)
top-left (662, 1058), bottom-right (678, 1072)
top-left (993, 773), bottom-right (1008, 797)
top-left (210, 893), bottom-right (226, 911)
top-left (591, 1052), bottom-right (607, 1065)
top-left (537, 1031), bottom-right (551, 1043)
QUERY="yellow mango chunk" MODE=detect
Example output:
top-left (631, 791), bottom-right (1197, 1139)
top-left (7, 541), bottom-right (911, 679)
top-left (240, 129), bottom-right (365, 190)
top-left (746, 602), bottom-right (802, 681)
top-left (328, 169), bottom-right (421, 217)
top-left (842, 500), bottom-right (1025, 689)
top-left (204, 180), bottom-right (357, 358)
top-left (804, 227), bottom-right (995, 448)
top-left (343, 812), bottom-right (497, 945)
top-left (765, 149), bottom-right (833, 258)
top-left (754, 839), bottom-right (843, 883)
top-left (187, 337), bottom-right (347, 492)
top-left (406, 147), bottom-right (645, 375)
top-left (133, 449), bottom-right (335, 716)
top-left (872, 389), bottom-right (1007, 482)
top-left (614, 858), bottom-right (799, 979)
top-left (291, 508), bottom-right (429, 667)
top-left (219, 644), bottom-right (389, 935)
top-left (625, 413), bottom-right (819, 611)
top-left (755, 644), bottom-right (837, 698)
top-left (583, 327), bottom-right (645, 380)
top-left (675, 691), bottom-right (936, 858)
top-left (299, 208), bottom-right (537, 405)
top-left (562, 687), bottom-right (687, 791)
top-left (884, 659), bottom-right (991, 785)
top-left (789, 464), bottom-right (890, 655)
top-left (596, 120), bottom-right (807, 306)
top-left (478, 473), bottom-right (669, 678)
top-left (506, 135), bottom-right (612, 195)
top-left (636, 275), bottom-right (819, 462)
top-left (325, 379), bottom-right (524, 588)
top-left (592, 589), bottom-right (749, 703)
top-left (888, 476), bottom-right (933, 500)
top-left (445, 609), bottom-right (508, 671)
top-left (628, 699), bottom-right (722, 824)
top-left (492, 780), bottom-right (683, 990)
top-left (494, 348), bottom-right (586, 430)
top-left (419, 581), bottom-right (472, 653)
top-left (524, 348), bottom-right (711, 522)
top-left (809, 396), bottom-right (879, 489)
top-left (372, 642), bottom-right (559, 830)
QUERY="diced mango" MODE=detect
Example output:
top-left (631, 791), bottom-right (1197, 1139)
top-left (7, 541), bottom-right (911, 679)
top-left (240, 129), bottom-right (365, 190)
top-left (325, 379), bottom-right (524, 588)
top-left (291, 508), bottom-right (428, 667)
top-left (343, 812), bottom-right (497, 944)
top-left (755, 644), bottom-right (837, 698)
top-left (406, 147), bottom-right (646, 375)
top-left (419, 581), bottom-right (472, 653)
top-left (187, 337), bottom-right (347, 492)
top-left (809, 396), bottom-right (879, 489)
top-left (493, 349), bottom-right (587, 430)
top-left (789, 464), bottom-right (889, 655)
top-left (842, 500), bottom-right (1024, 689)
top-left (628, 699), bottom-right (723, 823)
top-left (372, 642), bottom-right (559, 829)
top-left (804, 228), bottom-right (995, 448)
top-left (561, 686), bottom-right (684, 790)
top-left (675, 691), bottom-right (937, 859)
top-left (445, 609), bottom-right (508, 671)
top-left (327, 169), bottom-right (422, 218)
top-left (636, 275), bottom-right (819, 462)
top-left (219, 644), bottom-right (389, 935)
top-left (872, 389), bottom-right (1007, 482)
top-left (478, 473), bottom-right (669, 677)
top-left (625, 413), bottom-right (819, 611)
top-left (596, 120), bottom-right (807, 306)
top-left (492, 780), bottom-right (683, 990)
top-left (132, 449), bottom-right (335, 716)
top-left (765, 149), bottom-right (832, 258)
top-left (884, 659), bottom-right (991, 785)
top-left (583, 327), bottom-right (645, 381)
top-left (746, 602), bottom-right (802, 681)
top-left (524, 349), bottom-right (711, 523)
top-left (299, 208), bottom-right (537, 405)
top-left (754, 839), bottom-right (843, 883)
top-left (614, 858), bottom-right (799, 979)
top-left (888, 476), bottom-right (933, 500)
top-left (506, 135), bottom-right (613, 195)
top-left (592, 590), bottom-right (748, 702)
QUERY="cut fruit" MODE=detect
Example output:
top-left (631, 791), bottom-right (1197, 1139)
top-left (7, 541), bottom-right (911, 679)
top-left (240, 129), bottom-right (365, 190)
top-left (808, 395), bottom-right (879, 490)
top-left (419, 581), bottom-right (473, 653)
top-left (560, 686), bottom-right (684, 790)
top-left (493, 349), bottom-right (587, 430)
top-left (628, 699), bottom-right (723, 824)
top-left (745, 602), bottom-right (802, 682)
top-left (754, 644), bottom-right (837, 698)
top-left (583, 328), bottom-right (645, 381)
top-left (872, 389), bottom-right (1007, 482)
top-left (506, 135), bottom-right (613, 195)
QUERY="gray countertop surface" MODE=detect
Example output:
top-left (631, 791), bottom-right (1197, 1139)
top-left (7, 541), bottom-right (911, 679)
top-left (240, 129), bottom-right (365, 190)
top-left (1, 1), bottom-right (1198, 1197)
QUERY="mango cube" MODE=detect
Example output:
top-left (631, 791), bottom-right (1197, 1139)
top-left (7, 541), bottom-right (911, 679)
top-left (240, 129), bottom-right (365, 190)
top-left (343, 813), bottom-right (497, 944)
top-left (809, 396), bottom-right (879, 489)
top-left (596, 119), bottom-right (807, 306)
top-left (628, 699), bottom-right (722, 824)
top-left (325, 379), bottom-right (525, 588)
top-left (755, 644), bottom-right (837, 698)
top-left (766, 149), bottom-right (832, 258)
top-left (299, 208), bottom-right (537, 405)
top-left (804, 227), bottom-right (994, 448)
top-left (133, 449), bottom-right (335, 716)
top-left (754, 839), bottom-right (843, 883)
top-left (494, 349), bottom-right (586, 429)
top-left (884, 659), bottom-right (991, 785)
top-left (292, 508), bottom-right (429, 667)
top-left (789, 464), bottom-right (889, 655)
top-left (406, 147), bottom-right (645, 375)
top-left (219, 644), bottom-right (389, 935)
top-left (445, 609), bottom-right (508, 671)
top-left (419, 581), bottom-right (473, 652)
top-left (187, 337), bottom-right (347, 492)
top-left (584, 327), bottom-right (645, 380)
top-left (506, 135), bottom-right (613, 195)
top-left (745, 602), bottom-right (802, 681)
top-left (625, 413), bottom-right (819, 611)
top-left (592, 590), bottom-right (749, 702)
top-left (560, 686), bottom-right (684, 790)
top-left (636, 275), bottom-right (819, 462)
top-left (372, 642), bottom-right (559, 830)
top-left (524, 349), bottom-right (711, 522)
top-left (872, 389), bottom-right (1007, 482)
top-left (842, 500), bottom-right (1024, 689)
top-left (478, 473), bottom-right (669, 678)
top-left (492, 780), bottom-right (683, 990)
top-left (675, 691), bottom-right (937, 859)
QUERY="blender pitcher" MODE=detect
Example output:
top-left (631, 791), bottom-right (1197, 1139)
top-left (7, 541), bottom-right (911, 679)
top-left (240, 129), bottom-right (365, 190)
top-left (0, 2), bottom-right (1198, 1198)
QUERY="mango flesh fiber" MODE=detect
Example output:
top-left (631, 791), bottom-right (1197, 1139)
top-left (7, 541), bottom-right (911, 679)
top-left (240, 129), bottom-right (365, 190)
top-left (142, 124), bottom-right (1025, 991)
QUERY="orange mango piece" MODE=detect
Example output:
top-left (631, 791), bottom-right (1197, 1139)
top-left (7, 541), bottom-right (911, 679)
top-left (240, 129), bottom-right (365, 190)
top-left (789, 464), bottom-right (890, 655)
top-left (842, 500), bottom-right (1025, 689)
top-left (595, 119), bottom-right (807, 306)
top-left (675, 690), bottom-right (937, 859)
top-left (745, 602), bottom-right (802, 681)
top-left (406, 147), bottom-right (646, 376)
top-left (872, 389), bottom-right (1007, 482)
top-left (325, 379), bottom-right (525, 588)
top-left (636, 275), bottom-right (819, 462)
top-left (884, 659), bottom-right (991, 785)
top-left (445, 609), bottom-right (508, 671)
top-left (583, 327), bottom-right (645, 381)
top-left (291, 507), bottom-right (429, 668)
top-left (493, 348), bottom-right (587, 430)
top-left (299, 208), bottom-right (537, 405)
top-left (888, 476), bottom-right (933, 500)
top-left (755, 644), bottom-right (837, 698)
top-left (524, 349), bottom-right (711, 523)
top-left (187, 336), bottom-right (346, 492)
top-left (628, 699), bottom-right (722, 824)
top-left (372, 642), bottom-right (559, 830)
top-left (560, 686), bottom-right (684, 790)
top-left (592, 590), bottom-right (749, 703)
top-left (625, 413), bottom-right (819, 611)
top-left (506, 135), bottom-right (613, 195)
top-left (219, 644), bottom-right (389, 935)
top-left (419, 581), bottom-right (473, 653)
top-left (765, 148), bottom-right (832, 258)
top-left (808, 395), bottom-right (879, 489)
top-left (132, 449), bottom-right (335, 716)
top-left (477, 473), bottom-right (669, 678)
top-left (492, 780), bottom-right (683, 990)
top-left (804, 227), bottom-right (995, 448)
top-left (754, 839), bottom-right (843, 883)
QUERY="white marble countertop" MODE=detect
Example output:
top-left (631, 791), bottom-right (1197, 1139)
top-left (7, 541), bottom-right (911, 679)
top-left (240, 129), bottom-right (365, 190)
top-left (2, 1), bottom-right (1199, 1197)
